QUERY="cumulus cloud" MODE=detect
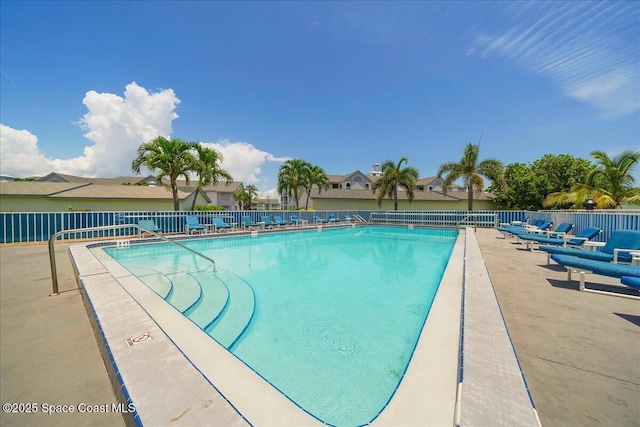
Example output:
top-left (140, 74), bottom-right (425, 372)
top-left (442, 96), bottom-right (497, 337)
top-left (1, 82), bottom-right (180, 178)
top-left (0, 125), bottom-right (54, 177)
top-left (202, 140), bottom-right (289, 184)
top-left (1, 82), bottom-right (289, 193)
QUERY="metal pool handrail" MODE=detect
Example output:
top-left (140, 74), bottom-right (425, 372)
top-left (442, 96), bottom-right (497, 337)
top-left (48, 224), bottom-right (216, 296)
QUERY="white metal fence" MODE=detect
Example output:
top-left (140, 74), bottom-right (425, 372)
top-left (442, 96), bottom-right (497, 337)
top-left (1, 209), bottom-right (638, 244)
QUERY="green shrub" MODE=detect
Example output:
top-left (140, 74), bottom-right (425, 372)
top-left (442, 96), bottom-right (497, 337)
top-left (195, 205), bottom-right (225, 211)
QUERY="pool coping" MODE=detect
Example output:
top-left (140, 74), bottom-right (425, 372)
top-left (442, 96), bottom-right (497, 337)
top-left (70, 226), bottom-right (539, 426)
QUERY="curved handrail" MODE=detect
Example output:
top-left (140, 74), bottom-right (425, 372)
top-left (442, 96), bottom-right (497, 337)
top-left (49, 224), bottom-right (216, 296)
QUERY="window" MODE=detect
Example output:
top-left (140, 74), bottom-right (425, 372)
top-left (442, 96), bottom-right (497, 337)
top-left (346, 183), bottom-right (351, 189)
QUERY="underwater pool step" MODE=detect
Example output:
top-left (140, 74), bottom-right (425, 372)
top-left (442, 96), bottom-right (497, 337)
top-left (137, 273), bottom-right (172, 299)
top-left (184, 272), bottom-right (229, 329)
top-left (165, 272), bottom-right (202, 313)
top-left (205, 270), bottom-right (255, 349)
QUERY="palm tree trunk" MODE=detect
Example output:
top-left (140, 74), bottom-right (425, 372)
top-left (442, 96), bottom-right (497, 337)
top-left (467, 185), bottom-right (473, 211)
top-left (172, 185), bottom-right (180, 211)
top-left (190, 189), bottom-right (197, 211)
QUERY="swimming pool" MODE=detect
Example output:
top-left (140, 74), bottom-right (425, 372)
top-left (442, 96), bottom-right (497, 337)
top-left (103, 226), bottom-right (457, 426)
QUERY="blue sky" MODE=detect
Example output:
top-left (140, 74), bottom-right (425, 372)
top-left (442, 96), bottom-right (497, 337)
top-left (1, 1), bottom-right (639, 196)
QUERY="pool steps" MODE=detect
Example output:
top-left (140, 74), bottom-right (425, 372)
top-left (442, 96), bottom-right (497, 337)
top-left (184, 272), bottom-right (229, 328)
top-left (164, 272), bottom-right (202, 312)
top-left (128, 265), bottom-right (256, 349)
top-left (136, 272), bottom-right (172, 299)
top-left (205, 270), bottom-right (256, 349)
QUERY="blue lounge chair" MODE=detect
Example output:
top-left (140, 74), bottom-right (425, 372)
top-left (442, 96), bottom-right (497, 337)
top-left (328, 213), bottom-right (341, 223)
top-left (291, 215), bottom-right (308, 226)
top-left (518, 222), bottom-right (574, 249)
top-left (241, 216), bottom-right (261, 229)
top-left (510, 221), bottom-right (554, 243)
top-left (498, 215), bottom-right (529, 228)
top-left (185, 216), bottom-right (205, 234)
top-left (498, 218), bottom-right (542, 234)
top-left (521, 227), bottom-right (601, 251)
top-left (261, 216), bottom-right (277, 228)
top-left (273, 216), bottom-right (293, 226)
top-left (314, 216), bottom-right (328, 224)
top-left (498, 218), bottom-right (547, 238)
top-left (550, 254), bottom-right (640, 292)
top-left (137, 219), bottom-right (162, 235)
top-left (210, 217), bottom-right (233, 232)
top-left (621, 276), bottom-right (640, 290)
top-left (541, 230), bottom-right (640, 265)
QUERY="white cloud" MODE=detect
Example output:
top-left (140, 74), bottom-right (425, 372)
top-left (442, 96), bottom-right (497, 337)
top-left (1, 82), bottom-right (290, 190)
top-left (1, 82), bottom-right (180, 178)
top-left (75, 82), bottom-right (180, 176)
top-left (468, 1), bottom-right (639, 118)
top-left (0, 82), bottom-right (288, 197)
top-left (0, 125), bottom-right (53, 177)
top-left (201, 140), bottom-right (290, 185)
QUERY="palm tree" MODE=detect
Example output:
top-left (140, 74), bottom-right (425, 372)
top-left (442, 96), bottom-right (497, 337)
top-left (304, 165), bottom-right (329, 210)
top-left (586, 150), bottom-right (639, 207)
top-left (232, 185), bottom-right (258, 210)
top-left (189, 144), bottom-right (233, 211)
top-left (372, 157), bottom-right (419, 210)
top-left (544, 150), bottom-right (639, 209)
top-left (437, 141), bottom-right (504, 211)
top-left (131, 136), bottom-right (197, 211)
top-left (277, 159), bottom-right (310, 209)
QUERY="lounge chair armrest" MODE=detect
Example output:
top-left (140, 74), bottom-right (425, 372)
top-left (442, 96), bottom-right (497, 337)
top-left (526, 229), bottom-right (548, 235)
top-left (561, 235), bottom-right (588, 246)
top-left (613, 248), bottom-right (638, 264)
top-left (563, 235), bottom-right (587, 242)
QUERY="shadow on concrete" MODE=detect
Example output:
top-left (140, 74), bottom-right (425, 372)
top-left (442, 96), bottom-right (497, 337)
top-left (547, 278), bottom-right (580, 291)
top-left (615, 313), bottom-right (640, 327)
top-left (547, 279), bottom-right (640, 297)
top-left (539, 264), bottom-right (566, 272)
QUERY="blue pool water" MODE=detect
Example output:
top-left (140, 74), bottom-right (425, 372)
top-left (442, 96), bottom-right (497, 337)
top-left (104, 226), bottom-right (457, 426)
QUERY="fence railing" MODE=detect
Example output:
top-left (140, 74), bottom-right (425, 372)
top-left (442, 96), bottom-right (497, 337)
top-left (369, 211), bottom-right (499, 228)
top-left (1, 209), bottom-right (638, 244)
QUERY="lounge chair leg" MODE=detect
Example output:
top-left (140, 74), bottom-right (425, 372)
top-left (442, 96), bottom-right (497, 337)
top-left (547, 252), bottom-right (551, 265)
top-left (579, 271), bottom-right (586, 291)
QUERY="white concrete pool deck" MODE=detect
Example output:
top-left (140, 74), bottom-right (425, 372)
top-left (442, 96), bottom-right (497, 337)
top-left (3, 227), bottom-right (637, 426)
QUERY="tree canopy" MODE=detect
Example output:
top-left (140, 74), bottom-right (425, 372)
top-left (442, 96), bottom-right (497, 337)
top-left (438, 141), bottom-right (504, 211)
top-left (189, 144), bottom-right (232, 211)
top-left (233, 185), bottom-right (258, 210)
top-left (131, 136), bottom-right (198, 211)
top-left (491, 154), bottom-right (594, 210)
top-left (543, 150), bottom-right (639, 209)
top-left (131, 136), bottom-right (232, 211)
top-left (372, 157), bottom-right (419, 210)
